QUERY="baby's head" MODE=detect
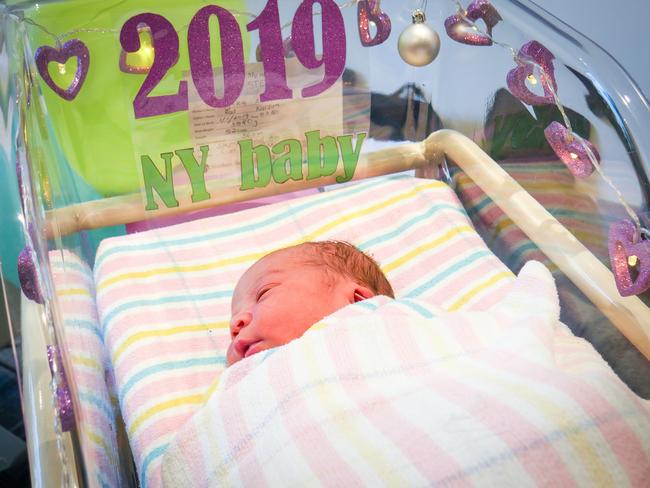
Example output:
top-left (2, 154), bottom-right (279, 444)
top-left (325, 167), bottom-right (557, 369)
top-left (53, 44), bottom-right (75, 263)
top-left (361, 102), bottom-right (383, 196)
top-left (227, 241), bottom-right (394, 365)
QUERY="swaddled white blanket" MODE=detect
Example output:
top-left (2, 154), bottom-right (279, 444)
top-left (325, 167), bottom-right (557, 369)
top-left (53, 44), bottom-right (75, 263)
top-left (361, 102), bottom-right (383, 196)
top-left (161, 262), bottom-right (650, 487)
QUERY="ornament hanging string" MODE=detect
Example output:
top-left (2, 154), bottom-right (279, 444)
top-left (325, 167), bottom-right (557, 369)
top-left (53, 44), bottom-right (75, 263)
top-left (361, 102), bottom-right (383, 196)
top-left (449, 0), bottom-right (646, 238)
top-left (7, 0), bottom-right (361, 47)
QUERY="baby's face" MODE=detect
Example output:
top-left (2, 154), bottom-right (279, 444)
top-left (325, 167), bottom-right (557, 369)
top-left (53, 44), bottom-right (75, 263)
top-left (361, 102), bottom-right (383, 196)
top-left (226, 248), bottom-right (353, 366)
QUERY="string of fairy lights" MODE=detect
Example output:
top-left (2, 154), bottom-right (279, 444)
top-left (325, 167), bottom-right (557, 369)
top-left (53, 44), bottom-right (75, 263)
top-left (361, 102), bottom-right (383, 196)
top-left (14, 1), bottom-right (360, 47)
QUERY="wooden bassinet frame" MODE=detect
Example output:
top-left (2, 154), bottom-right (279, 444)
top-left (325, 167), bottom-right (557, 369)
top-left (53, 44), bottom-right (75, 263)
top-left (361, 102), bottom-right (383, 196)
top-left (45, 129), bottom-right (650, 360)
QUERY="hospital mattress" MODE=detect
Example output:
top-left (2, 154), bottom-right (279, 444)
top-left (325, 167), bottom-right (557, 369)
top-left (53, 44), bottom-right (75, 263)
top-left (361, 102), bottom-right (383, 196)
top-left (92, 174), bottom-right (516, 486)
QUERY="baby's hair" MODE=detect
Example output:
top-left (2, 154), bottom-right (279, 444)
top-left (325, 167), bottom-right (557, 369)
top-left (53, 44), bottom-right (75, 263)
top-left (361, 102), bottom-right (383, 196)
top-left (295, 240), bottom-right (395, 298)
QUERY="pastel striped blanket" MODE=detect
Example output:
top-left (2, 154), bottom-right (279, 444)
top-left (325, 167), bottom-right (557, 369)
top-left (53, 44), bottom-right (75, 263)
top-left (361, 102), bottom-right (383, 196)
top-left (161, 262), bottom-right (650, 487)
top-left (94, 174), bottom-right (515, 487)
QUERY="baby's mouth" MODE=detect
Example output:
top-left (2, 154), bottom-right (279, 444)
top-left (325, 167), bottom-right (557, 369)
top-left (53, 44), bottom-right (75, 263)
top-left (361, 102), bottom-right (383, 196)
top-left (243, 341), bottom-right (263, 358)
top-left (235, 338), bottom-right (263, 359)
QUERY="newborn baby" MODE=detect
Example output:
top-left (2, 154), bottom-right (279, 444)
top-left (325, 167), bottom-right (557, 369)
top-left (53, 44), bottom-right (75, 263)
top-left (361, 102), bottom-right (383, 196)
top-left (227, 241), bottom-right (394, 365)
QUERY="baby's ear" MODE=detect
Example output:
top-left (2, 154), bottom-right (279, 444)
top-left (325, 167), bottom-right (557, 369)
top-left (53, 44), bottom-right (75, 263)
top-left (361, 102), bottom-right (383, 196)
top-left (353, 286), bottom-right (375, 302)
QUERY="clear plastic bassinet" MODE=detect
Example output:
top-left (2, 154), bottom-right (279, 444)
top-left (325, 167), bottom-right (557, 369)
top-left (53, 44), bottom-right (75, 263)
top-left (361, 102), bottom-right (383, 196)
top-left (1, 0), bottom-right (649, 486)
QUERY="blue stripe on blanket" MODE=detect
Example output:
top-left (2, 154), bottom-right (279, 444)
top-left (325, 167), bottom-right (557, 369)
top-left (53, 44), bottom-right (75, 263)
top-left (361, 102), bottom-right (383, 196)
top-left (67, 318), bottom-right (103, 340)
top-left (396, 299), bottom-right (435, 318)
top-left (140, 444), bottom-right (168, 488)
top-left (102, 290), bottom-right (232, 331)
top-left (78, 391), bottom-right (115, 420)
top-left (357, 202), bottom-right (466, 251)
top-left (121, 356), bottom-right (226, 399)
top-left (404, 249), bottom-right (493, 298)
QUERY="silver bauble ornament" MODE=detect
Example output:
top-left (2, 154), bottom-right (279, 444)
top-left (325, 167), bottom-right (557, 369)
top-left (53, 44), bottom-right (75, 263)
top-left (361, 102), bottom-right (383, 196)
top-left (398, 9), bottom-right (440, 66)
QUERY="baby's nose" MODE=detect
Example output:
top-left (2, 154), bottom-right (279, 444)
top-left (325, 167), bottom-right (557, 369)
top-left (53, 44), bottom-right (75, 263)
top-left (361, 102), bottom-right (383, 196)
top-left (229, 312), bottom-right (252, 338)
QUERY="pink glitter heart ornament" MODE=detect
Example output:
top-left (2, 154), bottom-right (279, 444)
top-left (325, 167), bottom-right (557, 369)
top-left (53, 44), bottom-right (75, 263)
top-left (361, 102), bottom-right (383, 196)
top-left (506, 40), bottom-right (557, 105)
top-left (358, 0), bottom-right (392, 47)
top-left (444, 0), bottom-right (502, 46)
top-left (608, 219), bottom-right (650, 296)
top-left (544, 121), bottom-right (599, 178)
top-left (34, 39), bottom-right (90, 101)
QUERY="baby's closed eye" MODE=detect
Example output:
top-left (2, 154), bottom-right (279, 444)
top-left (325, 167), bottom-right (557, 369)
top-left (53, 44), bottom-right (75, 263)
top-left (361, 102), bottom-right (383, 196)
top-left (255, 282), bottom-right (279, 302)
top-left (256, 287), bottom-right (271, 301)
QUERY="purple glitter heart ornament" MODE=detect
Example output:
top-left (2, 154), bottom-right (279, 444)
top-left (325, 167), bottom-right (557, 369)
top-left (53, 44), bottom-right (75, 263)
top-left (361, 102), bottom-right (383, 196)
top-left (34, 39), bottom-right (90, 101)
top-left (544, 121), bottom-right (599, 178)
top-left (445, 0), bottom-right (502, 46)
top-left (608, 220), bottom-right (650, 296)
top-left (506, 40), bottom-right (557, 105)
top-left (47, 345), bottom-right (75, 432)
top-left (358, 0), bottom-right (392, 47)
top-left (18, 246), bottom-right (43, 304)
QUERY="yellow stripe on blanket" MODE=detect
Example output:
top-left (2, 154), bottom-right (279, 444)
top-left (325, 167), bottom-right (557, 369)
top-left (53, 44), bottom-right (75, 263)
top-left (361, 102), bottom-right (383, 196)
top-left (57, 287), bottom-right (93, 297)
top-left (454, 174), bottom-right (576, 193)
top-left (492, 217), bottom-right (604, 249)
top-left (129, 394), bottom-right (206, 437)
top-left (86, 429), bottom-right (118, 466)
top-left (299, 180), bottom-right (445, 243)
top-left (98, 251), bottom-right (267, 291)
top-left (112, 321), bottom-right (229, 364)
top-left (383, 224), bottom-right (475, 274)
top-left (71, 355), bottom-right (103, 372)
top-left (447, 271), bottom-right (513, 311)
